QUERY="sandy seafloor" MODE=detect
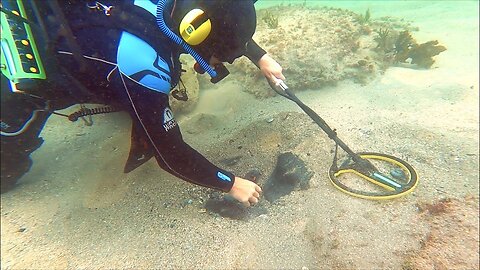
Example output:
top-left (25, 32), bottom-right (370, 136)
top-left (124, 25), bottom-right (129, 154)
top-left (1, 1), bottom-right (479, 269)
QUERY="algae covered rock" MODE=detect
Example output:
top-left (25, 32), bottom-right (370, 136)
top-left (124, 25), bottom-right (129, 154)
top-left (230, 5), bottom-right (387, 97)
top-left (229, 5), bottom-right (446, 97)
top-left (394, 31), bottom-right (447, 68)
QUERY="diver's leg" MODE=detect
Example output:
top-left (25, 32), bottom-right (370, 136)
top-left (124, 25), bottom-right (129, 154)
top-left (1, 76), bottom-right (51, 192)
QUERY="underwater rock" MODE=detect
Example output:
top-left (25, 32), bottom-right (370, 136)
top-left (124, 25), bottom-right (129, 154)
top-left (263, 152), bottom-right (314, 203)
top-left (230, 6), bottom-right (372, 96)
top-left (229, 5), bottom-right (444, 97)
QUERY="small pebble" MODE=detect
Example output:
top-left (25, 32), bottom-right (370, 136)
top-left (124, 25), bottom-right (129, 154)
top-left (266, 118), bottom-right (274, 123)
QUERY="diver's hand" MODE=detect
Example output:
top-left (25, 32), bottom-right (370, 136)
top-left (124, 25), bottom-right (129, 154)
top-left (258, 54), bottom-right (285, 85)
top-left (228, 177), bottom-right (262, 207)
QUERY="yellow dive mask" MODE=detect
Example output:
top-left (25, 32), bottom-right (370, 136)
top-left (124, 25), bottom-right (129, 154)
top-left (179, 8), bottom-right (211, 45)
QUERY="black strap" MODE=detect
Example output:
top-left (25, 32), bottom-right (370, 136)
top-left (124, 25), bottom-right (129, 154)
top-left (45, 0), bottom-right (88, 72)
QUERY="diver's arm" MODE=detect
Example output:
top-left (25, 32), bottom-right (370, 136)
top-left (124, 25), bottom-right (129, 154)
top-left (1, 76), bottom-right (51, 191)
top-left (245, 39), bottom-right (285, 83)
top-left (245, 39), bottom-right (266, 63)
top-left (127, 85), bottom-right (261, 205)
top-left (229, 177), bottom-right (261, 207)
top-left (125, 84), bottom-right (235, 192)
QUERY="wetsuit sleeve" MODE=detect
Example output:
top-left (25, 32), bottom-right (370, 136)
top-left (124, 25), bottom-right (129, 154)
top-left (123, 76), bottom-right (235, 192)
top-left (244, 39), bottom-right (267, 64)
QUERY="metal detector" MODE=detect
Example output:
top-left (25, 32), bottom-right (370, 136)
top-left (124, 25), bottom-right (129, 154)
top-left (269, 80), bottom-right (418, 200)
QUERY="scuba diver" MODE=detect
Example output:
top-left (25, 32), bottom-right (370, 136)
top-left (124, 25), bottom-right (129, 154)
top-left (0, 0), bottom-right (285, 206)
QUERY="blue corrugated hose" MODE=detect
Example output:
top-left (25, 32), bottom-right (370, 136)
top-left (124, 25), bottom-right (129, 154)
top-left (155, 0), bottom-right (217, 78)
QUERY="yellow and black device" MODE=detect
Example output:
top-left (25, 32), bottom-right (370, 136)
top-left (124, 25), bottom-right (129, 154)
top-left (328, 152), bottom-right (418, 200)
top-left (1, 0), bottom-right (46, 86)
top-left (179, 8), bottom-right (212, 45)
top-left (267, 79), bottom-right (418, 200)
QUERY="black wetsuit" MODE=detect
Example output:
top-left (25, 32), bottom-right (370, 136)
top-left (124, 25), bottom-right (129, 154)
top-left (0, 0), bottom-right (266, 192)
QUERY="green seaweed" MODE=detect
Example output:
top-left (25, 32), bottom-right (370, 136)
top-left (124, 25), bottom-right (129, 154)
top-left (374, 28), bottom-right (391, 52)
top-left (357, 8), bottom-right (371, 25)
top-left (394, 31), bottom-right (415, 61)
top-left (262, 10), bottom-right (279, 29)
top-left (394, 31), bottom-right (447, 68)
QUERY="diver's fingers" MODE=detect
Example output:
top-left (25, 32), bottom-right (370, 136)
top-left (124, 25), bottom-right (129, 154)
top-left (249, 196), bottom-right (259, 205)
top-left (255, 185), bottom-right (262, 193)
top-left (271, 75), bottom-right (282, 86)
top-left (273, 72), bottom-right (285, 81)
top-left (253, 191), bottom-right (260, 199)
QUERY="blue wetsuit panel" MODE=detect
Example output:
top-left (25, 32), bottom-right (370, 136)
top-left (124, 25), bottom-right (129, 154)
top-left (117, 31), bottom-right (171, 94)
top-left (133, 0), bottom-right (158, 16)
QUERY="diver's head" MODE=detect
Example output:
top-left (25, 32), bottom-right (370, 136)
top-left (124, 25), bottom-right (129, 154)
top-left (177, 0), bottom-right (256, 64)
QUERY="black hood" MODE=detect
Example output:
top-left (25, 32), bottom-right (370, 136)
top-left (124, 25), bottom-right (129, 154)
top-left (172, 0), bottom-right (256, 63)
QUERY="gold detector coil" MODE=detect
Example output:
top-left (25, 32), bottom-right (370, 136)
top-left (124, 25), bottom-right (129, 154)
top-left (329, 152), bottom-right (418, 200)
